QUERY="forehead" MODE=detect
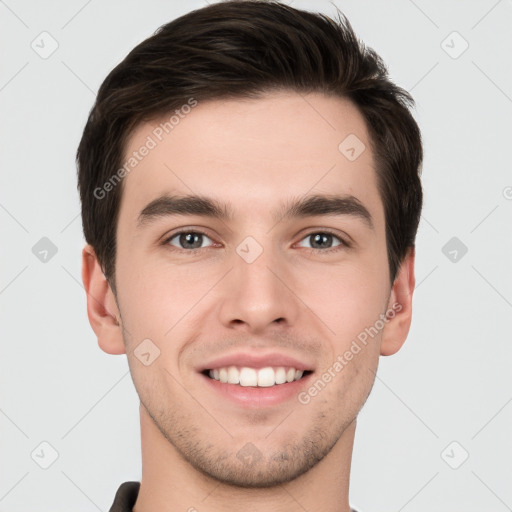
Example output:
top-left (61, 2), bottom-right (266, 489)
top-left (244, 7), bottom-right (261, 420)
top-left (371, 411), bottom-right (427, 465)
top-left (117, 91), bottom-right (383, 229)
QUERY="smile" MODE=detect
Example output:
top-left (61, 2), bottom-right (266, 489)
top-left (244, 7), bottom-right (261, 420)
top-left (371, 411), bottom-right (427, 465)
top-left (203, 366), bottom-right (312, 387)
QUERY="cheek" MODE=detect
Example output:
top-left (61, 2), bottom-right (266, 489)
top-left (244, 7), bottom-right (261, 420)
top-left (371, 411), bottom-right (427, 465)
top-left (115, 250), bottom-right (177, 341)
top-left (116, 250), bottom-right (219, 359)
top-left (296, 257), bottom-right (389, 341)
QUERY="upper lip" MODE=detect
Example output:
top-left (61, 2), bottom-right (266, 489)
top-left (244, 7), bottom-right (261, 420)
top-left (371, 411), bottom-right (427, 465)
top-left (197, 351), bottom-right (315, 372)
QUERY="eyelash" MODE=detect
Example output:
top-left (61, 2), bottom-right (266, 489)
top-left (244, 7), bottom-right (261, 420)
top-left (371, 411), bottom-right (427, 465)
top-left (162, 229), bottom-right (351, 255)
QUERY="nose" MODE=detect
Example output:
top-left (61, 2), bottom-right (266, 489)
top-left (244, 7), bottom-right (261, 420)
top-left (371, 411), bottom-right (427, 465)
top-left (217, 241), bottom-right (301, 335)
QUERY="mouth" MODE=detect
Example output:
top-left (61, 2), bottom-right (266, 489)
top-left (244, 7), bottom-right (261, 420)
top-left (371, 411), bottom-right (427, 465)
top-left (196, 351), bottom-right (316, 407)
top-left (201, 366), bottom-right (314, 387)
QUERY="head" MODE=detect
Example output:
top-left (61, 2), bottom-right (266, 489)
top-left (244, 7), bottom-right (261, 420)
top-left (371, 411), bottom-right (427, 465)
top-left (79, 0), bottom-right (422, 488)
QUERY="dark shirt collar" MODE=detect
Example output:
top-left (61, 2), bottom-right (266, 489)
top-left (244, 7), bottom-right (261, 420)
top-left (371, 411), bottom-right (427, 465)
top-left (109, 481), bottom-right (140, 512)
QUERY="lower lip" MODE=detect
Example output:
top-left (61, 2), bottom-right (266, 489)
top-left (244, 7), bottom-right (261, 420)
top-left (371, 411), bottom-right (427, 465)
top-left (200, 372), bottom-right (314, 408)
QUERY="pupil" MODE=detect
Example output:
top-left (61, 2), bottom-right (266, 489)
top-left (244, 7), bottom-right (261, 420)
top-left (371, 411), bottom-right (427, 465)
top-left (312, 233), bottom-right (331, 248)
top-left (181, 233), bottom-right (201, 249)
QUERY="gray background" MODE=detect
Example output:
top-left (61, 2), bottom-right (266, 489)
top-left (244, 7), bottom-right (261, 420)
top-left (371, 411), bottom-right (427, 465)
top-left (1, 0), bottom-right (511, 511)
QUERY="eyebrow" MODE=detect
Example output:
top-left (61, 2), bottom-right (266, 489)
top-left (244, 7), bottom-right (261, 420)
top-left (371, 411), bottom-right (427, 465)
top-left (137, 193), bottom-right (374, 230)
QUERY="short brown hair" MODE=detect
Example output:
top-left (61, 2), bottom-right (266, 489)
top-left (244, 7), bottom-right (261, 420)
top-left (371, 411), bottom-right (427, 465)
top-left (77, 0), bottom-right (423, 292)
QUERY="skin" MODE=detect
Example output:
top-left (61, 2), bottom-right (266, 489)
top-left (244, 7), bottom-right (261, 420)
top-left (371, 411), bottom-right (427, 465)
top-left (82, 91), bottom-right (415, 512)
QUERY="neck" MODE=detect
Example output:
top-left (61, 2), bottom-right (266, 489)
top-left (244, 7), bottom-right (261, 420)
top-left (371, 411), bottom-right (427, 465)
top-left (133, 403), bottom-right (355, 512)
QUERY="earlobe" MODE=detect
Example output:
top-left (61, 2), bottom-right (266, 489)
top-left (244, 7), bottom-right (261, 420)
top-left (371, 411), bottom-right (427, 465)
top-left (81, 244), bottom-right (126, 355)
top-left (380, 247), bottom-right (416, 356)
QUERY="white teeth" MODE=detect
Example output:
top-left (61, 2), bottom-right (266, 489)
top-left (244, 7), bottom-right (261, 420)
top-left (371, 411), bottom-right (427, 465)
top-left (227, 366), bottom-right (239, 384)
top-left (257, 367), bottom-right (275, 387)
top-left (239, 367), bottom-right (258, 386)
top-left (207, 366), bottom-right (307, 387)
top-left (275, 367), bottom-right (287, 384)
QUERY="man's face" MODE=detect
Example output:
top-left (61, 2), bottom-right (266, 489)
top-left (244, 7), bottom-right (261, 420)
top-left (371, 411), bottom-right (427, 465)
top-left (111, 91), bottom-right (395, 486)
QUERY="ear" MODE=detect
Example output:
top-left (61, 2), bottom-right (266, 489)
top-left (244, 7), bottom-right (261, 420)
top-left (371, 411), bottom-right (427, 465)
top-left (81, 244), bottom-right (126, 355)
top-left (380, 246), bottom-right (416, 356)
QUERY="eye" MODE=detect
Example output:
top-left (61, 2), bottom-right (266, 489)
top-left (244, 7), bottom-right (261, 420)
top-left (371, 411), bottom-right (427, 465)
top-left (162, 229), bottom-right (349, 254)
top-left (296, 231), bottom-right (348, 252)
top-left (165, 230), bottom-right (215, 251)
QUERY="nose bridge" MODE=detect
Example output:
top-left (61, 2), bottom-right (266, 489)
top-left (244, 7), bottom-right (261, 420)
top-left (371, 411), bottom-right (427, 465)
top-left (237, 236), bottom-right (278, 290)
